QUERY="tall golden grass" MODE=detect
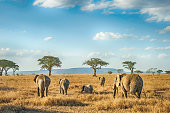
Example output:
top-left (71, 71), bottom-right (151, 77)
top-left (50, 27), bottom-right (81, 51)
top-left (0, 74), bottom-right (170, 113)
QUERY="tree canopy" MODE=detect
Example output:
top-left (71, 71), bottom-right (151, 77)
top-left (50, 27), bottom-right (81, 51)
top-left (83, 58), bottom-right (109, 76)
top-left (0, 59), bottom-right (19, 75)
top-left (38, 56), bottom-right (62, 76)
top-left (122, 61), bottom-right (136, 74)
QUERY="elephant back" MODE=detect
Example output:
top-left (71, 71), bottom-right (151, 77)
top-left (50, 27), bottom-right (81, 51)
top-left (121, 74), bottom-right (143, 92)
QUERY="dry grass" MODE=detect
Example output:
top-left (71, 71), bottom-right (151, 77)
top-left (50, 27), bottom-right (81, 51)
top-left (0, 74), bottom-right (170, 113)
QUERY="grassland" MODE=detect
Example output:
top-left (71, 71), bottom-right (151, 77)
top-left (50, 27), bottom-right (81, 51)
top-left (0, 74), bottom-right (170, 113)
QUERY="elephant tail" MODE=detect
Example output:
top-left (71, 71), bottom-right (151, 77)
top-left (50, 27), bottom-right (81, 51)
top-left (142, 88), bottom-right (147, 98)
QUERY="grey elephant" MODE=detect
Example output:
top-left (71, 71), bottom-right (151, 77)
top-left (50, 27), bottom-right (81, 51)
top-left (59, 78), bottom-right (69, 95)
top-left (99, 77), bottom-right (105, 86)
top-left (34, 74), bottom-right (51, 98)
top-left (81, 84), bottom-right (93, 93)
top-left (113, 74), bottom-right (143, 99)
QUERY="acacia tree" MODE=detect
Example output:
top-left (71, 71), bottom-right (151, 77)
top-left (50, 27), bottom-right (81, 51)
top-left (12, 64), bottom-right (19, 75)
top-left (157, 69), bottom-right (163, 75)
top-left (117, 69), bottom-right (124, 74)
top-left (134, 70), bottom-right (143, 74)
top-left (83, 58), bottom-right (109, 77)
top-left (122, 61), bottom-right (136, 74)
top-left (165, 71), bottom-right (170, 74)
top-left (0, 60), bottom-right (4, 76)
top-left (38, 56), bottom-right (62, 76)
top-left (146, 68), bottom-right (157, 75)
top-left (108, 71), bottom-right (113, 74)
top-left (2, 60), bottom-right (15, 75)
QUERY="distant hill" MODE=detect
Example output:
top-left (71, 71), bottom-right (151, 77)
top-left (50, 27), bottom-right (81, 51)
top-left (9, 67), bottom-right (119, 75)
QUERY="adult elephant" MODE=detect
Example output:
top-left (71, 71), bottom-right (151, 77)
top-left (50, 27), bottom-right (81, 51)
top-left (59, 78), bottom-right (69, 95)
top-left (113, 74), bottom-right (144, 99)
top-left (34, 74), bottom-right (51, 98)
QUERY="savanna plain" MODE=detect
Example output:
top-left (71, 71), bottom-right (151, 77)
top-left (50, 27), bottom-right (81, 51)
top-left (0, 74), bottom-right (170, 113)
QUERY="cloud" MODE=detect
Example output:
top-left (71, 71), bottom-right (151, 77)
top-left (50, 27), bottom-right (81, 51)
top-left (139, 54), bottom-right (151, 59)
top-left (150, 38), bottom-right (156, 42)
top-left (93, 32), bottom-right (136, 40)
top-left (120, 47), bottom-right (137, 51)
top-left (33, 0), bottom-right (170, 22)
top-left (121, 54), bottom-right (136, 60)
top-left (157, 53), bottom-right (167, 59)
top-left (139, 35), bottom-right (150, 40)
top-left (33, 0), bottom-right (90, 8)
top-left (145, 46), bottom-right (170, 50)
top-left (87, 52), bottom-right (115, 59)
top-left (159, 26), bottom-right (170, 34)
top-left (102, 9), bottom-right (114, 15)
top-left (44, 36), bottom-right (52, 41)
top-left (81, 0), bottom-right (113, 11)
top-left (163, 40), bottom-right (170, 42)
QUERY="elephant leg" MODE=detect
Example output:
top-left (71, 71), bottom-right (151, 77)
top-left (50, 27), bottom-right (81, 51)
top-left (62, 89), bottom-right (64, 94)
top-left (38, 87), bottom-right (40, 96)
top-left (60, 86), bottom-right (61, 94)
top-left (65, 89), bottom-right (67, 95)
top-left (113, 85), bottom-right (117, 98)
top-left (40, 89), bottom-right (44, 98)
top-left (122, 85), bottom-right (127, 98)
top-left (45, 87), bottom-right (48, 97)
top-left (137, 90), bottom-right (142, 99)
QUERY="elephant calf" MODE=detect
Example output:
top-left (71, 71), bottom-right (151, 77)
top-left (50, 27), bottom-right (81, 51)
top-left (99, 77), bottom-right (105, 86)
top-left (34, 74), bottom-right (51, 98)
top-left (81, 85), bottom-right (93, 93)
top-left (113, 74), bottom-right (143, 99)
top-left (59, 78), bottom-right (69, 95)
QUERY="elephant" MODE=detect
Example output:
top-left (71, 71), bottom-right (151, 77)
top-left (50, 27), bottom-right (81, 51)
top-left (99, 77), bottom-right (105, 86)
top-left (81, 85), bottom-right (93, 93)
top-left (113, 74), bottom-right (143, 99)
top-left (34, 74), bottom-right (51, 98)
top-left (59, 78), bottom-right (69, 95)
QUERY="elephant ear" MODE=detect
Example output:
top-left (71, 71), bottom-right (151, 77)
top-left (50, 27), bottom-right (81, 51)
top-left (34, 75), bottom-right (39, 83)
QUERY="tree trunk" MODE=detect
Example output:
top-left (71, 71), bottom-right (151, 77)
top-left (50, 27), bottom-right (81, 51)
top-left (93, 68), bottom-right (96, 77)
top-left (13, 70), bottom-right (16, 75)
top-left (5, 70), bottom-right (8, 76)
top-left (0, 72), bottom-right (2, 76)
top-left (49, 68), bottom-right (51, 76)
top-left (131, 68), bottom-right (133, 74)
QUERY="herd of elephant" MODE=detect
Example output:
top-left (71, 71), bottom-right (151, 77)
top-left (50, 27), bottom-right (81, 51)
top-left (34, 74), bottom-right (145, 98)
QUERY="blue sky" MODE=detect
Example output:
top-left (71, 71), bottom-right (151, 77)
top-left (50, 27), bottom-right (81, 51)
top-left (0, 0), bottom-right (170, 72)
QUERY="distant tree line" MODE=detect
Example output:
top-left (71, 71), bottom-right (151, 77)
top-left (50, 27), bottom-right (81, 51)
top-left (0, 59), bottom-right (19, 76)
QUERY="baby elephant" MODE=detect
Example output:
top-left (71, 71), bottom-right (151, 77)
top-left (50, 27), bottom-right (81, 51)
top-left (81, 85), bottom-right (93, 93)
top-left (113, 74), bottom-right (143, 99)
top-left (34, 74), bottom-right (51, 98)
top-left (99, 77), bottom-right (105, 86)
top-left (59, 78), bottom-right (69, 95)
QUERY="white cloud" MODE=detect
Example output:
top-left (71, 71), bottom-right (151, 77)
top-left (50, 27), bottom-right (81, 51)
top-left (159, 26), bottom-right (170, 34)
top-left (87, 52), bottom-right (115, 59)
top-left (33, 0), bottom-right (91, 8)
top-left (145, 46), bottom-right (170, 50)
top-left (157, 53), bottom-right (167, 59)
top-left (120, 47), bottom-right (137, 51)
top-left (33, 0), bottom-right (170, 22)
top-left (121, 54), bottom-right (136, 60)
top-left (102, 9), bottom-right (114, 15)
top-left (44, 36), bottom-right (52, 41)
top-left (150, 38), bottom-right (156, 42)
top-left (139, 54), bottom-right (151, 59)
top-left (93, 32), bottom-right (136, 40)
top-left (163, 40), bottom-right (170, 42)
top-left (139, 35), bottom-right (150, 40)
